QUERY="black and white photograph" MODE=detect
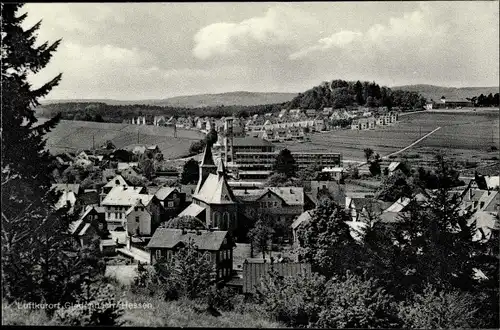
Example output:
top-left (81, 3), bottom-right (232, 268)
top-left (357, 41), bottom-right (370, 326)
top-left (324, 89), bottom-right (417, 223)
top-left (1, 1), bottom-right (499, 328)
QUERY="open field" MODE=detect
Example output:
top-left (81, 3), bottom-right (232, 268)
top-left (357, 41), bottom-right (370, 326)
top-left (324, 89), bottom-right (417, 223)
top-left (277, 110), bottom-right (499, 163)
top-left (39, 119), bottom-right (204, 159)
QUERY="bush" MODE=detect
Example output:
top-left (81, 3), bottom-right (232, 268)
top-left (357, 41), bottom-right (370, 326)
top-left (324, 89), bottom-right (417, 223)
top-left (398, 285), bottom-right (480, 329)
top-left (54, 281), bottom-right (124, 326)
top-left (256, 272), bottom-right (327, 327)
top-left (315, 272), bottom-right (401, 329)
top-left (205, 286), bottom-right (240, 312)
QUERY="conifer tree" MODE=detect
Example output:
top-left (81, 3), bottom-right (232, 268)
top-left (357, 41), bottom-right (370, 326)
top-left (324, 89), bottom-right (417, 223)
top-left (1, 4), bottom-right (103, 306)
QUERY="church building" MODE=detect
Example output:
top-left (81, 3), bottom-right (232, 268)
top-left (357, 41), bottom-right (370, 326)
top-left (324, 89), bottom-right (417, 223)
top-left (178, 144), bottom-right (239, 233)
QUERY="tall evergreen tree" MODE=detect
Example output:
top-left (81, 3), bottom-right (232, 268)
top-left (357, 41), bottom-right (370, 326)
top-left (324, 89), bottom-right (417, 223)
top-left (273, 148), bottom-right (297, 178)
top-left (1, 4), bottom-right (103, 307)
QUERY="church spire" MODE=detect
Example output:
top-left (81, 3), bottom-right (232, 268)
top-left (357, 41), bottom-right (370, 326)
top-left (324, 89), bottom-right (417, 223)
top-left (217, 159), bottom-right (226, 180)
top-left (200, 143), bottom-right (215, 167)
top-left (195, 143), bottom-right (217, 194)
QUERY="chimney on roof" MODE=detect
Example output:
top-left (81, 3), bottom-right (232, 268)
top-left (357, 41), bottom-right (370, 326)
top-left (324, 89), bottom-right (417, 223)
top-left (181, 228), bottom-right (186, 235)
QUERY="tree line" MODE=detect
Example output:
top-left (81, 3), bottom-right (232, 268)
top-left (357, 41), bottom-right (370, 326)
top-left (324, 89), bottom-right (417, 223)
top-left (287, 79), bottom-right (427, 111)
top-left (466, 93), bottom-right (500, 107)
top-left (38, 101), bottom-right (286, 123)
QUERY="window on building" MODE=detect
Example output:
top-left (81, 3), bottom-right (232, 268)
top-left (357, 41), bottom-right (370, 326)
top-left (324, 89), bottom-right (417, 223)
top-left (166, 250), bottom-right (172, 261)
top-left (155, 250), bottom-right (161, 260)
top-left (135, 216), bottom-right (140, 223)
top-left (134, 207), bottom-right (138, 211)
top-left (167, 201), bottom-right (174, 208)
top-left (205, 253), bottom-right (211, 262)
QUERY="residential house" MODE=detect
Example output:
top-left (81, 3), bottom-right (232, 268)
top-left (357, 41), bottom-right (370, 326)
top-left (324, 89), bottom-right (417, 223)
top-left (278, 109), bottom-right (288, 119)
top-left (307, 179), bottom-right (346, 207)
top-left (320, 167), bottom-right (345, 181)
top-left (69, 205), bottom-right (108, 247)
top-left (313, 116), bottom-right (326, 131)
top-left (275, 129), bottom-right (288, 141)
top-left (153, 116), bottom-right (166, 126)
top-left (102, 174), bottom-right (133, 195)
top-left (147, 228), bottom-right (236, 281)
top-left (322, 107), bottom-right (333, 116)
top-left (117, 162), bottom-right (139, 172)
top-left (153, 186), bottom-right (186, 220)
top-left (345, 197), bottom-right (392, 223)
top-left (51, 183), bottom-right (81, 196)
top-left (305, 109), bottom-right (317, 117)
top-left (196, 118), bottom-right (204, 130)
top-left (261, 130), bottom-right (277, 142)
top-left (75, 189), bottom-right (100, 212)
top-left (375, 116), bottom-right (384, 126)
top-left (287, 126), bottom-right (304, 140)
top-left (120, 167), bottom-right (141, 178)
top-left (387, 162), bottom-right (402, 175)
top-left (237, 187), bottom-right (305, 241)
top-left (101, 185), bottom-right (161, 235)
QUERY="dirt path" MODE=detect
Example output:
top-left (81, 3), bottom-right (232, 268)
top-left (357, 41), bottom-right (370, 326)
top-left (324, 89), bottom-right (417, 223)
top-left (381, 126), bottom-right (442, 159)
top-left (353, 126), bottom-right (442, 167)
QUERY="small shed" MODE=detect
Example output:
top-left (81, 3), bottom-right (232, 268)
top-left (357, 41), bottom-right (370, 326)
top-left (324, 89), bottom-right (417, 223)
top-left (242, 261), bottom-right (311, 294)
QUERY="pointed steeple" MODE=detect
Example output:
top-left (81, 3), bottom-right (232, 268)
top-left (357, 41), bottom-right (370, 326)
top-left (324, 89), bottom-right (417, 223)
top-left (200, 143), bottom-right (215, 167)
top-left (195, 144), bottom-right (217, 194)
top-left (217, 159), bottom-right (226, 180)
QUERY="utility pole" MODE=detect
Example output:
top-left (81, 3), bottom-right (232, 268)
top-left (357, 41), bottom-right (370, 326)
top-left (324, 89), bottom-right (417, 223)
top-left (137, 129), bottom-right (139, 143)
top-left (92, 135), bottom-right (95, 149)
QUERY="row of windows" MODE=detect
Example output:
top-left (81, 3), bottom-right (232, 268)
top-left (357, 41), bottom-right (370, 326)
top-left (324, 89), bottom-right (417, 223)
top-left (155, 249), bottom-right (213, 262)
top-left (133, 207), bottom-right (145, 212)
top-left (218, 268), bottom-right (231, 278)
top-left (260, 201), bottom-right (280, 208)
top-left (219, 250), bottom-right (230, 261)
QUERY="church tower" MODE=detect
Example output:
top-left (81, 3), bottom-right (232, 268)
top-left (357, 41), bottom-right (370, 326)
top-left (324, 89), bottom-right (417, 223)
top-left (224, 117), bottom-right (234, 163)
top-left (195, 144), bottom-right (217, 194)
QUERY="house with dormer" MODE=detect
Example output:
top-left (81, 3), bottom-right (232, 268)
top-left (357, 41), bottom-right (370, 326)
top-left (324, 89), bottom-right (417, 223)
top-left (101, 185), bottom-right (161, 234)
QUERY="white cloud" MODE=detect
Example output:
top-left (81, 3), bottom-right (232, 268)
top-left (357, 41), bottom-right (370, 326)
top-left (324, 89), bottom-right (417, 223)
top-left (290, 30), bottom-right (362, 59)
top-left (193, 5), bottom-right (318, 60)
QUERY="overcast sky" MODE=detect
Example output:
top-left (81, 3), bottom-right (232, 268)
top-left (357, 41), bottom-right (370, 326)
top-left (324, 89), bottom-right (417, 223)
top-left (24, 1), bottom-right (499, 100)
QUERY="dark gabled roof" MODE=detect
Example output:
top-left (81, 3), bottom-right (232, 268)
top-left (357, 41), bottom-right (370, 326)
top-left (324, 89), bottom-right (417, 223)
top-left (78, 191), bottom-right (100, 206)
top-left (147, 228), bottom-right (230, 251)
top-left (233, 137), bottom-right (274, 147)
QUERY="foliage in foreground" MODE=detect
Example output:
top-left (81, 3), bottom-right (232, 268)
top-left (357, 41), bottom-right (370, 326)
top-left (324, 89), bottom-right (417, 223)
top-left (54, 280), bottom-right (124, 326)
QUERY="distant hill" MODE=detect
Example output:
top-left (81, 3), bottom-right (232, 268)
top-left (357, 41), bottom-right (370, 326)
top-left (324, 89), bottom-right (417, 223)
top-left (392, 84), bottom-right (499, 102)
top-left (41, 91), bottom-right (297, 108)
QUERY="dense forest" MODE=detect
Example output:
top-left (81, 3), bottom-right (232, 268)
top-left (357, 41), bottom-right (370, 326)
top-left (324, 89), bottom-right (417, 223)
top-left (38, 79), bottom-right (428, 123)
top-left (287, 79), bottom-right (427, 110)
